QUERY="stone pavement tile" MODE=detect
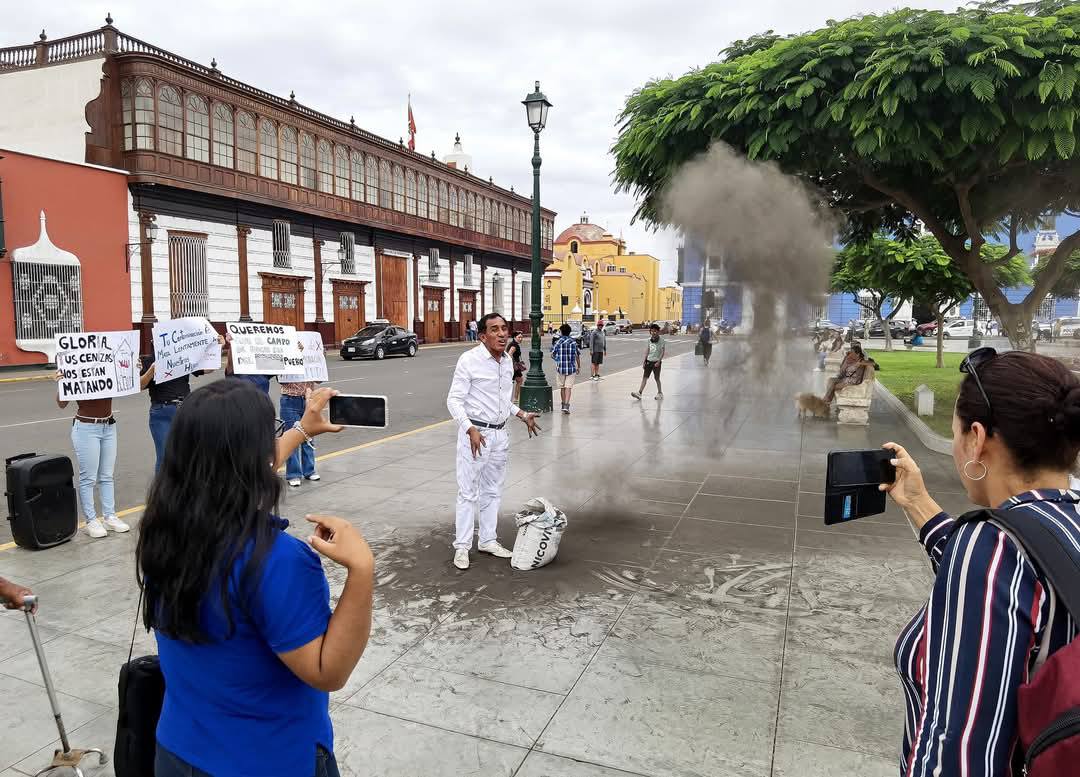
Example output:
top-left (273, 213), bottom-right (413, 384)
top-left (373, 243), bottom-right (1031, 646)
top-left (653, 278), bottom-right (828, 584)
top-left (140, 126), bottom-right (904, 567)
top-left (74, 605), bottom-right (156, 656)
top-left (551, 511), bottom-right (671, 569)
top-left (538, 656), bottom-right (774, 777)
top-left (785, 594), bottom-right (921, 662)
top-left (730, 432), bottom-right (803, 452)
top-left (13, 708), bottom-right (115, 776)
top-left (600, 594), bottom-right (786, 685)
top-left (0, 672), bottom-right (106, 771)
top-left (0, 610), bottom-right (61, 660)
top-left (313, 453), bottom-right (407, 474)
top-left (20, 555), bottom-right (140, 632)
top-left (684, 494), bottom-right (796, 528)
top-left (626, 453), bottom-right (726, 483)
top-left (771, 739), bottom-right (896, 777)
top-left (796, 513), bottom-right (915, 541)
top-left (777, 649), bottom-right (902, 759)
top-left (796, 526), bottom-right (925, 557)
top-left (332, 706), bottom-right (527, 777)
top-left (281, 484), bottom-right (405, 521)
top-left (349, 464), bottom-right (446, 490)
top-left (666, 517), bottom-right (793, 557)
top-left (579, 491), bottom-right (687, 519)
top-left (348, 663), bottom-right (563, 748)
top-left (598, 476), bottom-right (701, 505)
top-left (699, 475), bottom-right (798, 502)
top-left (0, 633), bottom-right (128, 708)
top-left (711, 448), bottom-right (800, 481)
top-left (644, 552), bottom-right (792, 614)
top-left (515, 752), bottom-right (652, 777)
top-left (792, 548), bottom-right (930, 605)
top-left (0, 533), bottom-right (134, 586)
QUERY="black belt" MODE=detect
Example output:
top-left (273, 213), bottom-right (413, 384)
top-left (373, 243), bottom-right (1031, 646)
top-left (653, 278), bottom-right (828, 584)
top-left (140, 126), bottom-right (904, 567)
top-left (74, 416), bottom-right (116, 425)
top-left (151, 399), bottom-right (183, 408)
top-left (469, 419), bottom-right (506, 430)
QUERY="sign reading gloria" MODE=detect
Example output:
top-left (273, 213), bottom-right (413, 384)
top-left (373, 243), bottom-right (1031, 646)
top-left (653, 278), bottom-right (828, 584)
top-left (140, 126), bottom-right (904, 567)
top-left (55, 331), bottom-right (141, 401)
top-left (152, 317), bottom-right (221, 382)
top-left (225, 322), bottom-right (303, 375)
top-left (280, 331), bottom-right (329, 383)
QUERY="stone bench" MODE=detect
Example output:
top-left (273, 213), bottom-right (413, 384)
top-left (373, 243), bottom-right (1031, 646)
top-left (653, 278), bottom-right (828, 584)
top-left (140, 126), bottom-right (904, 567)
top-left (836, 370), bottom-right (875, 425)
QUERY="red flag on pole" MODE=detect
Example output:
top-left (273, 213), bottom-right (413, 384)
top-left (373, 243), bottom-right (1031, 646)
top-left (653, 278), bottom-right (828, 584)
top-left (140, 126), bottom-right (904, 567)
top-left (407, 95), bottom-right (416, 151)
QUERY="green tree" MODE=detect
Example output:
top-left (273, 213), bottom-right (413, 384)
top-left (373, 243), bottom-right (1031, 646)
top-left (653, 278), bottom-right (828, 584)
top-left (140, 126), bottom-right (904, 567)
top-left (613, 0), bottom-right (1080, 350)
top-left (831, 237), bottom-right (908, 352)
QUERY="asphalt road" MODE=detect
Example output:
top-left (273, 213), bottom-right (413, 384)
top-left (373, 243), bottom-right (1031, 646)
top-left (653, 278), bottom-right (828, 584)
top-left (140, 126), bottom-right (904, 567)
top-left (0, 332), bottom-right (697, 544)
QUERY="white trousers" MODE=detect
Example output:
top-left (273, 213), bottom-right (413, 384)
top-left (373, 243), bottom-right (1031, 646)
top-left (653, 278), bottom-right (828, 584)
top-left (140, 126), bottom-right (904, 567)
top-left (454, 426), bottom-right (510, 549)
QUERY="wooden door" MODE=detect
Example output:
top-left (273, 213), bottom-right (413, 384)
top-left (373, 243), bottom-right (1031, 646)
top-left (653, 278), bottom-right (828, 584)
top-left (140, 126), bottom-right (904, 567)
top-left (260, 274), bottom-right (304, 329)
top-left (459, 291), bottom-right (476, 339)
top-left (376, 253), bottom-right (409, 327)
top-left (423, 287), bottom-right (443, 344)
top-left (333, 280), bottom-right (366, 345)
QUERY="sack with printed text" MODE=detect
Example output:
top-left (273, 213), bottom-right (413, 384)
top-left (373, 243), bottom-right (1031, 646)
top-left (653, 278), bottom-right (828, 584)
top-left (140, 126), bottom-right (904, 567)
top-left (510, 497), bottom-right (568, 571)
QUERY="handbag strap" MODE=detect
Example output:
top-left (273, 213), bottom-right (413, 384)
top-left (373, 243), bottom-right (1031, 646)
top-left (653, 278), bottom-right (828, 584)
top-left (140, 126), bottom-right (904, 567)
top-left (128, 588), bottom-right (144, 664)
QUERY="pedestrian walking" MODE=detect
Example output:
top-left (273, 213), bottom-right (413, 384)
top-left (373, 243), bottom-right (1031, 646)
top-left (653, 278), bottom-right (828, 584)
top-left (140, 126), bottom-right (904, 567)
top-left (588, 323), bottom-right (606, 380)
top-left (507, 331), bottom-right (526, 404)
top-left (279, 379), bottom-right (321, 488)
top-left (632, 323), bottom-right (666, 400)
top-left (697, 319), bottom-right (713, 366)
top-left (467, 319), bottom-right (478, 342)
top-left (446, 313), bottom-right (541, 571)
top-left (552, 323), bottom-right (581, 414)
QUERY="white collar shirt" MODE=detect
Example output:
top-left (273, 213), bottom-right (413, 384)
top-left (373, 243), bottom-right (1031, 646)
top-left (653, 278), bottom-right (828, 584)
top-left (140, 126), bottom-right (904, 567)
top-left (446, 344), bottom-right (521, 432)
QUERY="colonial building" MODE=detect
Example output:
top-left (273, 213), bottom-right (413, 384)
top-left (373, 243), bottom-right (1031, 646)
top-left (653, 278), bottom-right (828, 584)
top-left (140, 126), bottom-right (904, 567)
top-left (0, 17), bottom-right (555, 354)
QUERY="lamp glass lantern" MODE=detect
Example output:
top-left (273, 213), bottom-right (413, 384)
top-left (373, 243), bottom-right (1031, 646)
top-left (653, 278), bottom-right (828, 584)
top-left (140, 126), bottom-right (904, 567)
top-left (522, 81), bottom-right (552, 133)
top-left (146, 221), bottom-right (159, 243)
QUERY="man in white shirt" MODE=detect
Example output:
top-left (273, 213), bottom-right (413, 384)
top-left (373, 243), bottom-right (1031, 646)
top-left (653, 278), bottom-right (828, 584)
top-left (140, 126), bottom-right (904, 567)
top-left (446, 313), bottom-right (541, 570)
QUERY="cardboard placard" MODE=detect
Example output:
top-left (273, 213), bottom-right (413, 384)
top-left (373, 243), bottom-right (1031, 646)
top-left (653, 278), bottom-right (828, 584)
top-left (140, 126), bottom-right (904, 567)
top-left (280, 331), bottom-right (329, 383)
top-left (55, 331), bottom-right (141, 401)
top-left (225, 322), bottom-right (303, 375)
top-left (151, 317), bottom-right (221, 382)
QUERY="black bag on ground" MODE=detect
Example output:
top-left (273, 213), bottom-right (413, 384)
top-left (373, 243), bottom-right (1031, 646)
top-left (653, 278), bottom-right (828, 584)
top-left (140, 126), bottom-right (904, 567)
top-left (115, 591), bottom-right (165, 777)
top-left (5, 452), bottom-right (78, 549)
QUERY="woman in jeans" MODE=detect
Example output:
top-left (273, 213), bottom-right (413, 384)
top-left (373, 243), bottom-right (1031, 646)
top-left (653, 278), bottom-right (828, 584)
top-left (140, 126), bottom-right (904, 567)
top-left (279, 379), bottom-right (321, 488)
top-left (137, 380), bottom-right (373, 777)
top-left (56, 368), bottom-right (152, 538)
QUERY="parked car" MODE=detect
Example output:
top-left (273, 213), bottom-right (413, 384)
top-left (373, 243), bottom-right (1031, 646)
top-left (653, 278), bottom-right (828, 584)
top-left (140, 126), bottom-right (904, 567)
top-left (868, 320), bottom-right (908, 338)
top-left (602, 321), bottom-right (618, 335)
top-left (941, 319), bottom-right (976, 339)
top-left (551, 321), bottom-right (587, 347)
top-left (341, 323), bottom-right (418, 360)
top-left (1055, 316), bottom-right (1080, 339)
top-left (916, 321), bottom-right (939, 336)
top-left (615, 318), bottom-right (634, 334)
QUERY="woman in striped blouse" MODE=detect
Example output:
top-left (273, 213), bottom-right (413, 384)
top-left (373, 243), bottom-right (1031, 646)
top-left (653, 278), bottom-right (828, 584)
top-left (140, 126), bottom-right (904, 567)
top-left (882, 348), bottom-right (1080, 776)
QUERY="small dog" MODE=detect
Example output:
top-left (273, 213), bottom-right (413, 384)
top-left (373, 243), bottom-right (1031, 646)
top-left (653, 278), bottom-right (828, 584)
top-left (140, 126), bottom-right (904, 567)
top-left (795, 393), bottom-right (831, 420)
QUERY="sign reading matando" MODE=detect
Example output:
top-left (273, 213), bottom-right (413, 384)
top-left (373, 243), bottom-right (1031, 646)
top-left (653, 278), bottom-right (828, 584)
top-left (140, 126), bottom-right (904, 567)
top-left (55, 331), bottom-right (141, 401)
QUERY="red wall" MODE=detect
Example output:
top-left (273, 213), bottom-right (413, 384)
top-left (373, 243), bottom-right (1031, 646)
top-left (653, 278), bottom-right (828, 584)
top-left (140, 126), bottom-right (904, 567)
top-left (0, 149), bottom-right (131, 366)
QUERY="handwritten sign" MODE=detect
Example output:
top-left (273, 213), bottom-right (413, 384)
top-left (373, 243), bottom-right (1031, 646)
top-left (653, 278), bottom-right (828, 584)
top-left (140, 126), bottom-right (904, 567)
top-left (152, 317), bottom-right (221, 381)
top-left (55, 331), bottom-right (141, 401)
top-left (280, 331), bottom-right (329, 383)
top-left (226, 322), bottom-right (303, 375)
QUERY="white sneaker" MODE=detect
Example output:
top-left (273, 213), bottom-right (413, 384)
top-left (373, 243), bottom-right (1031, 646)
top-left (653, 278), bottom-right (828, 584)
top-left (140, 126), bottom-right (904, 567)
top-left (631, 392), bottom-right (642, 400)
top-left (288, 479), bottom-right (301, 488)
top-left (656, 393), bottom-right (664, 400)
top-left (84, 519), bottom-right (107, 539)
top-left (306, 474), bottom-right (321, 482)
top-left (103, 515), bottom-right (130, 533)
top-left (478, 540), bottom-right (513, 559)
top-left (453, 548), bottom-right (470, 570)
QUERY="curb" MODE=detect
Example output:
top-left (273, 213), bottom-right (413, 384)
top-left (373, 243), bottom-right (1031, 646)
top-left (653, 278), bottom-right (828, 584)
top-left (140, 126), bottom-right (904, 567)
top-left (0, 374), bottom-right (55, 384)
top-left (873, 382), bottom-right (952, 455)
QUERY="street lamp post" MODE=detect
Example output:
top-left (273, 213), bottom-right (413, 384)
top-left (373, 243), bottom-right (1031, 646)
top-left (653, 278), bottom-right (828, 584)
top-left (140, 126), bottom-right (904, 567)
top-left (519, 81), bottom-right (553, 413)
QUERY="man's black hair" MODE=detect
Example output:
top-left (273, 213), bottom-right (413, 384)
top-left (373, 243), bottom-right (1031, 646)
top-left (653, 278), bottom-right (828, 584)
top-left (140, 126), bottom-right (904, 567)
top-left (649, 323), bottom-right (660, 331)
top-left (479, 313), bottom-right (507, 333)
top-left (560, 323), bottom-right (572, 336)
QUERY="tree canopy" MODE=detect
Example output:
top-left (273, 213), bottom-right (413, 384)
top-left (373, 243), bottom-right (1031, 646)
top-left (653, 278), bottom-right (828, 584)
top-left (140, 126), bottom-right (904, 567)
top-left (613, 0), bottom-right (1080, 348)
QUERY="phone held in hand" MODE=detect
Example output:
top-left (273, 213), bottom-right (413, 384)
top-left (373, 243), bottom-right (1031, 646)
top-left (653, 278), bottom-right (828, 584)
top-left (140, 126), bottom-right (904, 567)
top-left (823, 449), bottom-right (896, 525)
top-left (328, 394), bottom-right (388, 429)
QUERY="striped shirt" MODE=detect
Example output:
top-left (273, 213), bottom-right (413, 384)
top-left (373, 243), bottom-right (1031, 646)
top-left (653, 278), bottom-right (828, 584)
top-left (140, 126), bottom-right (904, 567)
top-left (894, 489), bottom-right (1080, 777)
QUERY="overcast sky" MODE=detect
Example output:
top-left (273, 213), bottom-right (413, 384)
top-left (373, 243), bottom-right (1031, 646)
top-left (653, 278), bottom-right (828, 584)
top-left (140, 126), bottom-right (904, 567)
top-left (12, 0), bottom-right (961, 281)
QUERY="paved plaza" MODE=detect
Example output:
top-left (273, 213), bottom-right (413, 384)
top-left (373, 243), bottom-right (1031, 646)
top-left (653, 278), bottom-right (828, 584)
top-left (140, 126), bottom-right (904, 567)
top-left (0, 342), bottom-right (977, 777)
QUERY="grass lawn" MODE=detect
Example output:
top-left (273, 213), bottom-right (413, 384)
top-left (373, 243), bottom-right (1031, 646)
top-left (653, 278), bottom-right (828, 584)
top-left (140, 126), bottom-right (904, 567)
top-left (865, 348), bottom-right (962, 437)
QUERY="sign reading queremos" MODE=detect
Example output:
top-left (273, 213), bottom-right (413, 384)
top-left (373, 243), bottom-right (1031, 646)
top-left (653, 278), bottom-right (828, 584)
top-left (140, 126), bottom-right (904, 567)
top-left (226, 322), bottom-right (303, 375)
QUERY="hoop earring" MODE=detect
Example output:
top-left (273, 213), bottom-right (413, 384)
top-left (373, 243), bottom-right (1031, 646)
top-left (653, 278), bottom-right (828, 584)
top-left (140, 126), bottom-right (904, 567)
top-left (963, 459), bottom-right (988, 481)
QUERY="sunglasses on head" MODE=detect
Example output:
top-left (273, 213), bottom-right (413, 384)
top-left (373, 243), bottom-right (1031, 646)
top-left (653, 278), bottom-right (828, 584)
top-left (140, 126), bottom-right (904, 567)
top-left (959, 346), bottom-right (996, 426)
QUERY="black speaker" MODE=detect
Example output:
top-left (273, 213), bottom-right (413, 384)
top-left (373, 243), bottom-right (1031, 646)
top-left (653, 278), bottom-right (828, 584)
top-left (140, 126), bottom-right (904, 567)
top-left (6, 453), bottom-right (78, 549)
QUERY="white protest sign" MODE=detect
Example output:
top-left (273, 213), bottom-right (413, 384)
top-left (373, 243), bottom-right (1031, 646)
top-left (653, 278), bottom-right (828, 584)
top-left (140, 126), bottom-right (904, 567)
top-left (151, 317), bottom-right (221, 382)
top-left (225, 322), bottom-right (303, 375)
top-left (55, 331), bottom-right (141, 401)
top-left (280, 331), bottom-right (328, 383)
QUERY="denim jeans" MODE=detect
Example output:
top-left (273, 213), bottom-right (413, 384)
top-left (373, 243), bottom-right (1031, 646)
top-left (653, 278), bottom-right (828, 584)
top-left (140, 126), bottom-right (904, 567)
top-left (280, 394), bottom-right (316, 480)
top-left (70, 420), bottom-right (116, 522)
top-left (149, 403), bottom-right (178, 473)
top-left (155, 744), bottom-right (341, 777)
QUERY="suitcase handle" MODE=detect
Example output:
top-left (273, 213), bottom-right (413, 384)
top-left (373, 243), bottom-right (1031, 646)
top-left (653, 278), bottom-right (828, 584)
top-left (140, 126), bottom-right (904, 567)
top-left (6, 453), bottom-right (37, 467)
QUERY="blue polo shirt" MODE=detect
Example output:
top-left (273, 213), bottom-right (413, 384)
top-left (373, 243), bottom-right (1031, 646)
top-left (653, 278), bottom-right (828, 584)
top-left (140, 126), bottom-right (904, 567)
top-left (154, 518), bottom-right (333, 776)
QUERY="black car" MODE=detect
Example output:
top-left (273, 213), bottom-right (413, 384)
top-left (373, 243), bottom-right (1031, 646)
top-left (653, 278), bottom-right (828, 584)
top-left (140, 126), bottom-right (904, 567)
top-left (868, 321), bottom-right (909, 338)
top-left (341, 323), bottom-right (418, 360)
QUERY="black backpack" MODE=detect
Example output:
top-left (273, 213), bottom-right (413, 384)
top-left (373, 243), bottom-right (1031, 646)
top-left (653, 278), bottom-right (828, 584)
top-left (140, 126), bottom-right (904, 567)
top-left (114, 593), bottom-right (164, 776)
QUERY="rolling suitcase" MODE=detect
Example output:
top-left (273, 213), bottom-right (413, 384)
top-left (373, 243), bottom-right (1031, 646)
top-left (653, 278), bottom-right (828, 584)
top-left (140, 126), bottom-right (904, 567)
top-left (8, 595), bottom-right (107, 776)
top-left (6, 453), bottom-right (78, 549)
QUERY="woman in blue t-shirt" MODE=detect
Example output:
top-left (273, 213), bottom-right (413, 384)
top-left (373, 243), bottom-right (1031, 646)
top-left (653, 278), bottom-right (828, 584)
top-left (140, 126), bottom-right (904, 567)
top-left (136, 379), bottom-right (374, 777)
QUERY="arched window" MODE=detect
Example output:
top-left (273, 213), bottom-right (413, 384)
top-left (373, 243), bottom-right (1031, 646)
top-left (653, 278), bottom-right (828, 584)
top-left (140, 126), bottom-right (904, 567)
top-left (518, 211), bottom-right (526, 243)
top-left (526, 210), bottom-right (532, 246)
top-left (184, 94), bottom-right (209, 162)
top-left (279, 126), bottom-right (298, 184)
top-left (133, 78), bottom-right (154, 150)
top-left (365, 156), bottom-right (378, 205)
top-left (427, 176), bottom-right (438, 219)
top-left (405, 170), bottom-right (417, 214)
top-left (379, 160), bottom-right (392, 208)
top-left (121, 81), bottom-right (133, 150)
top-left (570, 240), bottom-right (578, 253)
top-left (459, 190), bottom-right (468, 229)
top-left (236, 111), bottom-right (257, 173)
top-left (438, 181), bottom-right (449, 223)
top-left (449, 187), bottom-right (459, 227)
top-left (157, 85), bottom-right (183, 156)
top-left (500, 204), bottom-right (509, 240)
top-left (350, 151), bottom-right (363, 201)
top-left (212, 103), bottom-right (233, 167)
top-left (335, 146), bottom-right (350, 197)
top-left (482, 199), bottom-right (491, 235)
top-left (417, 174), bottom-right (428, 218)
top-left (465, 192), bottom-right (475, 231)
top-left (393, 165), bottom-right (405, 211)
top-left (299, 132), bottom-right (316, 188)
top-left (317, 140), bottom-right (333, 193)
top-left (259, 119), bottom-right (278, 179)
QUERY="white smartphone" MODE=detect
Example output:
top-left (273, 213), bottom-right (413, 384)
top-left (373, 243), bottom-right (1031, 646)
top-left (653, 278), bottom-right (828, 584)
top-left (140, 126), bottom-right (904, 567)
top-left (328, 394), bottom-right (388, 428)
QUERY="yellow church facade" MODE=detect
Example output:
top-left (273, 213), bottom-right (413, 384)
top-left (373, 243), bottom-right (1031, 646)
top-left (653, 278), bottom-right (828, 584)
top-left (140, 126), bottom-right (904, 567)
top-left (544, 216), bottom-right (680, 325)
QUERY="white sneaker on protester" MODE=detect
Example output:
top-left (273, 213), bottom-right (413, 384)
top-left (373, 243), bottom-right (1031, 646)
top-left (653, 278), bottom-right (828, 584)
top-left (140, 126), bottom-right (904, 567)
top-left (478, 540), bottom-right (514, 558)
top-left (288, 479), bottom-right (301, 488)
top-left (84, 519), bottom-right (107, 539)
top-left (103, 515), bottom-right (130, 533)
top-left (631, 392), bottom-right (642, 400)
top-left (656, 393), bottom-right (664, 399)
top-left (453, 548), bottom-right (470, 570)
top-left (306, 474), bottom-right (321, 482)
